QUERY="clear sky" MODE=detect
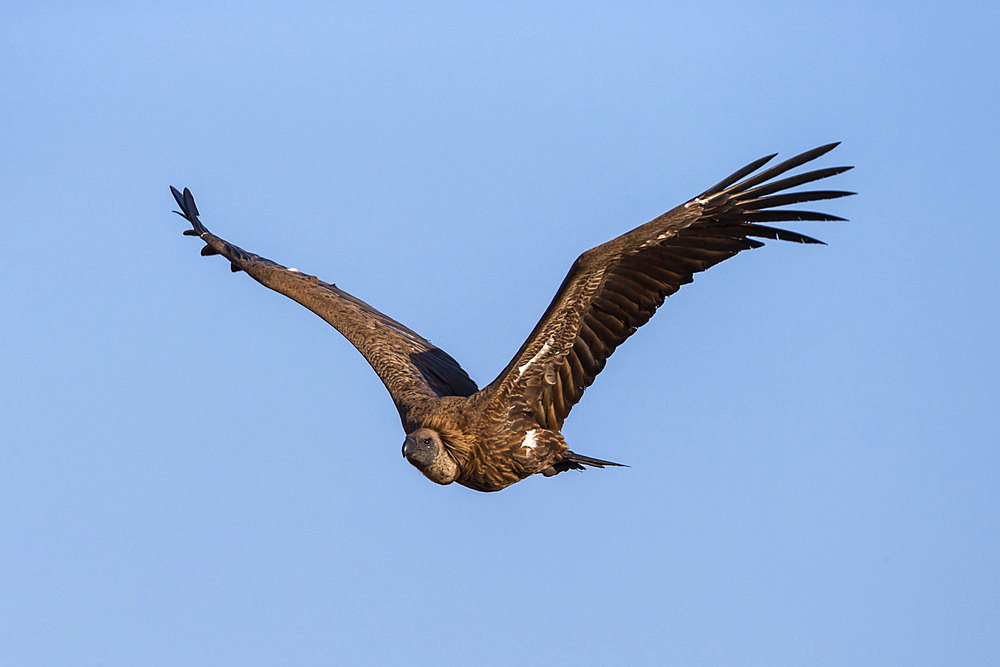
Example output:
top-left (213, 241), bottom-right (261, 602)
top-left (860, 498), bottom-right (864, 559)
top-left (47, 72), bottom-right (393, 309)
top-left (2, 2), bottom-right (998, 665)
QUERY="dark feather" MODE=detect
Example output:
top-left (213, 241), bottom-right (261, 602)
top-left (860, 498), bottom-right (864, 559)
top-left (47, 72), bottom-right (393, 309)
top-left (169, 185), bottom-right (478, 427)
top-left (563, 451), bottom-right (627, 468)
top-left (487, 143), bottom-right (852, 431)
top-left (697, 153), bottom-right (777, 198)
top-left (724, 142), bottom-right (841, 195)
top-left (742, 190), bottom-right (855, 209)
top-left (741, 210), bottom-right (846, 223)
top-left (738, 166), bottom-right (853, 200)
top-left (168, 143), bottom-right (851, 493)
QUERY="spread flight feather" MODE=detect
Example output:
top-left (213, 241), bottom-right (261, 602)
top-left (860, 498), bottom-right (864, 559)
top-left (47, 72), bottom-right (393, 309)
top-left (170, 143), bottom-right (852, 491)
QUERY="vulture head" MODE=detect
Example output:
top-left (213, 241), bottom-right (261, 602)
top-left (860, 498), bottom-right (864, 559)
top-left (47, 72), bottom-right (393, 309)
top-left (402, 428), bottom-right (459, 485)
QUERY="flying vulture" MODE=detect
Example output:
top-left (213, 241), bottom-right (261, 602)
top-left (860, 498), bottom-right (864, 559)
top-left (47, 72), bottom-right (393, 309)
top-left (170, 142), bottom-right (852, 492)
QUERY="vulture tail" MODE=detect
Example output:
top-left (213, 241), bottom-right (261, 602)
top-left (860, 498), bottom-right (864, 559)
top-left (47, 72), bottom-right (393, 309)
top-left (560, 451), bottom-right (628, 471)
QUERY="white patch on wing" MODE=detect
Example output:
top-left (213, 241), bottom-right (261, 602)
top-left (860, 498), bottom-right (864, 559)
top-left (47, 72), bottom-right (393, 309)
top-left (520, 429), bottom-right (540, 451)
top-left (644, 230), bottom-right (675, 247)
top-left (288, 267), bottom-right (301, 273)
top-left (517, 334), bottom-right (556, 378)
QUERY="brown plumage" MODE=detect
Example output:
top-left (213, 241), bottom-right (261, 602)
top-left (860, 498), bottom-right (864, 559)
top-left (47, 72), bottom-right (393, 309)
top-left (170, 142), bottom-right (852, 492)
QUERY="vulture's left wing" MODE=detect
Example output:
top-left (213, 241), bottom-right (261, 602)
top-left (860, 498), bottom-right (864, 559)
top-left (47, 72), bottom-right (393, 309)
top-left (169, 187), bottom-right (478, 425)
top-left (485, 143), bottom-right (853, 430)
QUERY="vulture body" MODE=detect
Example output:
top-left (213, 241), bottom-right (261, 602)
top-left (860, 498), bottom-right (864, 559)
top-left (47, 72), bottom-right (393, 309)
top-left (171, 143), bottom-right (852, 492)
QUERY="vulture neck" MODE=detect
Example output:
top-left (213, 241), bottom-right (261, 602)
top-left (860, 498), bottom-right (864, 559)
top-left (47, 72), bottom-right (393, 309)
top-left (414, 414), bottom-right (476, 486)
top-left (421, 448), bottom-right (460, 485)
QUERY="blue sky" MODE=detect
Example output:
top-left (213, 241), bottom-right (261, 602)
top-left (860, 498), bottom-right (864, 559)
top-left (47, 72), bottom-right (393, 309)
top-left (2, 2), bottom-right (998, 665)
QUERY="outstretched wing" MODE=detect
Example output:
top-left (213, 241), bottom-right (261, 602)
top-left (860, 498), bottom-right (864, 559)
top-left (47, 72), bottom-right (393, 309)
top-left (486, 142), bottom-right (853, 430)
top-left (169, 187), bottom-right (478, 425)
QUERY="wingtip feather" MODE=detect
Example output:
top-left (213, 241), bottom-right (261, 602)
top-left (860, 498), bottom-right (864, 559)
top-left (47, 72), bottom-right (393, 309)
top-left (182, 188), bottom-right (199, 217)
top-left (169, 185), bottom-right (184, 208)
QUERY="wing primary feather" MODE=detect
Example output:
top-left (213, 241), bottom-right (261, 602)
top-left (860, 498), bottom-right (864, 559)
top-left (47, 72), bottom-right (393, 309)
top-left (736, 166), bottom-right (854, 200)
top-left (744, 224), bottom-right (826, 244)
top-left (740, 189), bottom-right (855, 210)
top-left (741, 210), bottom-right (846, 222)
top-left (169, 185), bottom-right (186, 211)
top-left (696, 153), bottom-right (777, 198)
top-left (723, 142), bottom-right (842, 196)
top-left (182, 187), bottom-right (200, 217)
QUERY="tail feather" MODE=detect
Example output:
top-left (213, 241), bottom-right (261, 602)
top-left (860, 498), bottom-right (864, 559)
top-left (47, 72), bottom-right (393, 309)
top-left (561, 450), bottom-right (627, 470)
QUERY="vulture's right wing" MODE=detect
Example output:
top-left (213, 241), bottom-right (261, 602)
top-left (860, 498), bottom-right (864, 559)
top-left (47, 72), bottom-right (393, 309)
top-left (170, 187), bottom-right (478, 425)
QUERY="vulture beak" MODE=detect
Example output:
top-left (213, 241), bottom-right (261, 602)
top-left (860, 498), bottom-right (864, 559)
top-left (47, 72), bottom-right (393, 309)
top-left (401, 434), bottom-right (435, 468)
top-left (402, 435), bottom-right (426, 461)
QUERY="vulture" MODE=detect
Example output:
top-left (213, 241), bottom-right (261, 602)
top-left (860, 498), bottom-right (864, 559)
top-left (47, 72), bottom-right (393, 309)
top-left (170, 142), bottom-right (852, 492)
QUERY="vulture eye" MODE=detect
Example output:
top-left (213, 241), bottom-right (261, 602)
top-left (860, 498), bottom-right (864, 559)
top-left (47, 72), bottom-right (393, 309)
top-left (423, 438), bottom-right (432, 445)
